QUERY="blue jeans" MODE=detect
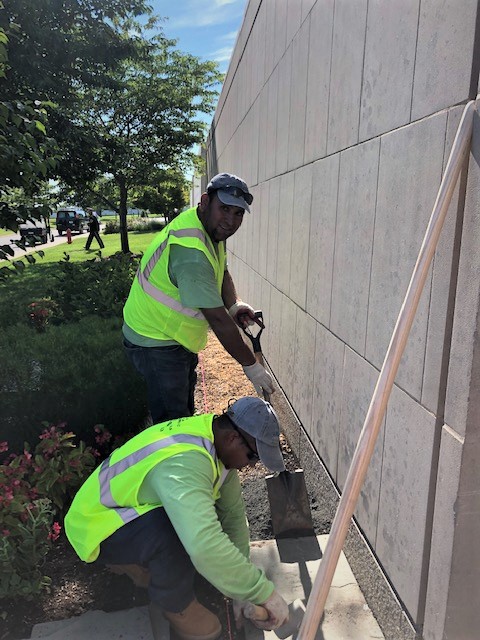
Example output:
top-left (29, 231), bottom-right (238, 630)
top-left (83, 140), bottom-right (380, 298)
top-left (123, 339), bottom-right (198, 424)
top-left (97, 508), bottom-right (196, 611)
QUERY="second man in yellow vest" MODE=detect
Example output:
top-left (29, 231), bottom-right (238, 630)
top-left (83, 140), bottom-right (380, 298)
top-left (65, 396), bottom-right (289, 640)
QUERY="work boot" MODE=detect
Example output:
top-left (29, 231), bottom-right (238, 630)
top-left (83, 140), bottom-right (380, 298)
top-left (105, 563), bottom-right (150, 588)
top-left (150, 599), bottom-right (222, 640)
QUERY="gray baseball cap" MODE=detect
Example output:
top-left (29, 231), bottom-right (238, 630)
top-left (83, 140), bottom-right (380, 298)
top-left (226, 397), bottom-right (285, 472)
top-left (206, 172), bottom-right (253, 213)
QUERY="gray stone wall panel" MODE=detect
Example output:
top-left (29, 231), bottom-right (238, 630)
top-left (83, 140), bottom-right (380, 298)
top-left (275, 45), bottom-right (293, 175)
top-left (290, 163), bottom-right (313, 309)
top-left (338, 347), bottom-right (384, 543)
top-left (422, 106), bottom-right (465, 413)
top-left (292, 308), bottom-right (316, 429)
top-left (276, 171), bottom-right (295, 293)
top-left (304, 0), bottom-right (334, 164)
top-left (376, 385), bottom-right (436, 621)
top-left (423, 425), bottom-right (462, 640)
top-left (288, 19), bottom-right (310, 171)
top-left (331, 138), bottom-right (380, 355)
top-left (266, 176), bottom-right (281, 286)
top-left (359, 0), bottom-right (418, 141)
top-left (444, 112), bottom-right (480, 437)
top-left (306, 154), bottom-right (340, 326)
top-left (327, 0), bottom-right (368, 154)
top-left (412, 0), bottom-right (478, 121)
top-left (311, 323), bottom-right (345, 478)
top-left (366, 113), bottom-right (447, 399)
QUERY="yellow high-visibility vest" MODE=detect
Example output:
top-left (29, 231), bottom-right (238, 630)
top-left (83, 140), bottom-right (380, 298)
top-left (123, 207), bottom-right (226, 353)
top-left (65, 414), bottom-right (223, 562)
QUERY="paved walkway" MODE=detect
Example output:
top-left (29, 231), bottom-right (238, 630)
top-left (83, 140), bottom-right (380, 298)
top-left (22, 536), bottom-right (384, 640)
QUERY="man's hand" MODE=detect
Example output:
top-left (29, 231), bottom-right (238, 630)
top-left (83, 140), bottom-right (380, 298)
top-left (243, 591), bottom-right (289, 630)
top-left (228, 301), bottom-right (256, 328)
top-left (243, 361), bottom-right (274, 395)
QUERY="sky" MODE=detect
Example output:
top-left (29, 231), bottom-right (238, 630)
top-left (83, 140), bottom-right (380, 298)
top-left (150, 0), bottom-right (247, 77)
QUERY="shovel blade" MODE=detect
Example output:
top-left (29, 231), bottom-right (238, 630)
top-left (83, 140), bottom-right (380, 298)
top-left (266, 469), bottom-right (315, 539)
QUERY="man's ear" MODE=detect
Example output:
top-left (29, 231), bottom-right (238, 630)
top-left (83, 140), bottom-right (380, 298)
top-left (199, 193), bottom-right (210, 211)
top-left (224, 429), bottom-right (240, 448)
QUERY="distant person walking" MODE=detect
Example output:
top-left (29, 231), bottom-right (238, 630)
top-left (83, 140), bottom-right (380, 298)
top-left (85, 209), bottom-right (104, 250)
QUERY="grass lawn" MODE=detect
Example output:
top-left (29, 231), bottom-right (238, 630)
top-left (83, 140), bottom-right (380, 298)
top-left (1, 231), bottom-right (157, 266)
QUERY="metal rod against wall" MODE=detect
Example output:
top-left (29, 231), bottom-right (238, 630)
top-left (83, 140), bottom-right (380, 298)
top-left (298, 98), bottom-right (477, 640)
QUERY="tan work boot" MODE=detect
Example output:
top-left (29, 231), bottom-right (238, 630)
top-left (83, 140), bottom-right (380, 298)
top-left (105, 563), bottom-right (150, 588)
top-left (150, 599), bottom-right (222, 640)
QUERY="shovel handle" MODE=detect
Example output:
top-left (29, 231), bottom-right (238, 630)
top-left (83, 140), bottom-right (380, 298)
top-left (243, 603), bottom-right (269, 622)
top-left (254, 351), bottom-right (271, 403)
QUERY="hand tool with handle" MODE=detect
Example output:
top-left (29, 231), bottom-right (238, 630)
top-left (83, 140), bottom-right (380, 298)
top-left (241, 311), bottom-right (315, 539)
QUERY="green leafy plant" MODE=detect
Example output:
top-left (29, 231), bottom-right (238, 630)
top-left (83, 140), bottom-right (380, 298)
top-left (48, 251), bottom-right (139, 321)
top-left (0, 425), bottom-right (97, 599)
top-left (0, 498), bottom-right (57, 598)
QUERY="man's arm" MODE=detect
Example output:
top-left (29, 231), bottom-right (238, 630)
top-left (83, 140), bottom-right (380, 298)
top-left (222, 270), bottom-right (256, 328)
top-left (201, 306), bottom-right (255, 366)
top-left (221, 269), bottom-right (239, 309)
top-left (171, 246), bottom-right (274, 393)
top-left (143, 452), bottom-right (275, 604)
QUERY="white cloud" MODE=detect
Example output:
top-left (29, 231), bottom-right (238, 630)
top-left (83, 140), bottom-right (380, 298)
top-left (210, 45), bottom-right (234, 63)
top-left (169, 0), bottom-right (244, 28)
top-left (218, 30), bottom-right (238, 42)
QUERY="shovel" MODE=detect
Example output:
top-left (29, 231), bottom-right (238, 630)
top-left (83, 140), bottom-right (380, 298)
top-left (241, 311), bottom-right (316, 540)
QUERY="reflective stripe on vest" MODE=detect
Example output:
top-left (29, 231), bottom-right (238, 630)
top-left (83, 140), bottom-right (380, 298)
top-left (98, 434), bottom-right (218, 524)
top-left (135, 227), bottom-right (215, 318)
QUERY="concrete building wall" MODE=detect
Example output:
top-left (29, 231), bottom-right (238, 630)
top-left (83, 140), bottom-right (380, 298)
top-left (205, 1), bottom-right (480, 638)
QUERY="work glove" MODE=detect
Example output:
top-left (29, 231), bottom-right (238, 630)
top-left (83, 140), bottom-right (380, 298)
top-left (243, 591), bottom-right (289, 631)
top-left (243, 361), bottom-right (275, 396)
top-left (228, 300), bottom-right (256, 328)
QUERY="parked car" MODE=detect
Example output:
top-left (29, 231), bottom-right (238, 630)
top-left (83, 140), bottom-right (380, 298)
top-left (18, 218), bottom-right (49, 244)
top-left (56, 210), bottom-right (87, 236)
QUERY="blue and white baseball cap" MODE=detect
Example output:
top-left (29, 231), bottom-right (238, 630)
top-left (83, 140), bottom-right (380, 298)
top-left (206, 173), bottom-right (253, 213)
top-left (227, 397), bottom-right (285, 472)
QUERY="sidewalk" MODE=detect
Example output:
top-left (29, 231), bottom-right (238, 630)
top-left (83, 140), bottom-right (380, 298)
top-left (22, 536), bottom-right (384, 640)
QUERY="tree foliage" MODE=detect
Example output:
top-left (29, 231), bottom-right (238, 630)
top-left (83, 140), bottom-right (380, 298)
top-left (58, 35), bottom-right (221, 251)
top-left (0, 0), bottom-right (153, 228)
top-left (0, 1), bottom-right (221, 251)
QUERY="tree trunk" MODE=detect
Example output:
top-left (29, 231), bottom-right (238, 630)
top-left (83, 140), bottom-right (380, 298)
top-left (118, 175), bottom-right (130, 253)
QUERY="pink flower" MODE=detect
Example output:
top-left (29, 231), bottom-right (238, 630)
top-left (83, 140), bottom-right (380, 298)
top-left (0, 442), bottom-right (8, 453)
top-left (48, 521), bottom-right (61, 541)
top-left (2, 529), bottom-right (10, 537)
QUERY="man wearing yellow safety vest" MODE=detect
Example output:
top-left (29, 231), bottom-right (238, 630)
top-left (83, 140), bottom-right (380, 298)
top-left (65, 397), bottom-right (289, 640)
top-left (122, 173), bottom-right (274, 424)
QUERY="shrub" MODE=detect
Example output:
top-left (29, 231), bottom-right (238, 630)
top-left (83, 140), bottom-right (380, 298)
top-left (104, 218), bottom-right (164, 234)
top-left (47, 251), bottom-right (139, 322)
top-left (0, 425), bottom-right (96, 599)
top-left (27, 297), bottom-right (62, 332)
top-left (0, 316), bottom-right (148, 452)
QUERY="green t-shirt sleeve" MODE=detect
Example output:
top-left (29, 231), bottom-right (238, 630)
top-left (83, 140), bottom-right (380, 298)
top-left (139, 451), bottom-right (274, 604)
top-left (169, 244), bottom-right (224, 309)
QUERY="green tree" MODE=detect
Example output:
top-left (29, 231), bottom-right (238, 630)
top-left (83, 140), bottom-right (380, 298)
top-left (133, 168), bottom-right (189, 215)
top-left (0, 0), bottom-right (153, 228)
top-left (57, 37), bottom-right (221, 252)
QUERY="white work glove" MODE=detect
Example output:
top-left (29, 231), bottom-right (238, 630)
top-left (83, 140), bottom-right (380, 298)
top-left (244, 591), bottom-right (289, 631)
top-left (243, 361), bottom-right (274, 396)
top-left (228, 300), bottom-right (256, 328)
